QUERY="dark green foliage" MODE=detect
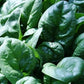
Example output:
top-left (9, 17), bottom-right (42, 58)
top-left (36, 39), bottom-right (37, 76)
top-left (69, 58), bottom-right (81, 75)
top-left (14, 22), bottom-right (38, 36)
top-left (38, 1), bottom-right (76, 56)
top-left (37, 42), bottom-right (64, 64)
top-left (0, 38), bottom-right (40, 84)
top-left (0, 0), bottom-right (84, 84)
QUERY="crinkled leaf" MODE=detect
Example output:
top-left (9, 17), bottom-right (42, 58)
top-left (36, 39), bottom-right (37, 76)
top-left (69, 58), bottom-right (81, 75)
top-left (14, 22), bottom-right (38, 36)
top-left (74, 33), bottom-right (84, 48)
top-left (38, 1), bottom-right (76, 48)
top-left (0, 38), bottom-right (39, 84)
top-left (16, 76), bottom-right (41, 84)
top-left (0, 8), bottom-right (22, 39)
top-left (21, 0), bottom-right (42, 29)
top-left (0, 14), bottom-right (10, 26)
top-left (0, 36), bottom-right (9, 46)
top-left (73, 39), bottom-right (84, 59)
top-left (42, 57), bottom-right (84, 83)
top-left (1, 0), bottom-right (25, 15)
top-left (73, 33), bottom-right (84, 59)
top-left (73, 0), bottom-right (84, 13)
top-left (37, 42), bottom-right (64, 64)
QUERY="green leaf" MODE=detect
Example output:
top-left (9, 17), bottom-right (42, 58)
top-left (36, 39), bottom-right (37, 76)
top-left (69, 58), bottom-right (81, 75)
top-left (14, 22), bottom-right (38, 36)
top-left (37, 42), bottom-right (64, 64)
top-left (0, 38), bottom-right (39, 84)
top-left (0, 14), bottom-right (10, 26)
top-left (0, 8), bottom-right (22, 39)
top-left (73, 0), bottom-right (84, 13)
top-left (0, 73), bottom-right (9, 84)
top-left (16, 76), bottom-right (41, 84)
top-left (1, 0), bottom-right (25, 15)
top-left (76, 16), bottom-right (84, 34)
top-left (38, 1), bottom-right (76, 48)
top-left (77, 16), bottom-right (84, 24)
top-left (26, 28), bottom-right (42, 48)
top-left (73, 39), bottom-right (84, 59)
top-left (24, 28), bottom-right (37, 37)
top-left (74, 0), bottom-right (84, 6)
top-left (42, 57), bottom-right (84, 83)
top-left (75, 13), bottom-right (84, 19)
top-left (42, 0), bottom-right (60, 12)
top-left (74, 33), bottom-right (84, 48)
top-left (0, 36), bottom-right (9, 46)
top-left (44, 75), bottom-right (67, 84)
top-left (21, 0), bottom-right (42, 29)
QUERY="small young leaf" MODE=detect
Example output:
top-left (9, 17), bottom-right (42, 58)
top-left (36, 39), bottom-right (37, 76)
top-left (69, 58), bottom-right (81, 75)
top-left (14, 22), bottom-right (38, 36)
top-left (26, 28), bottom-right (42, 48)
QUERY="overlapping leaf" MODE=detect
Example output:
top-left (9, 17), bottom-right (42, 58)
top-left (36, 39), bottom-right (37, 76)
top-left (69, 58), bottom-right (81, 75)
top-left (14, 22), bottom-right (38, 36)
top-left (0, 38), bottom-right (39, 84)
top-left (42, 57), bottom-right (84, 83)
top-left (37, 42), bottom-right (64, 64)
top-left (16, 76), bottom-right (41, 84)
top-left (0, 8), bottom-right (21, 38)
top-left (21, 0), bottom-right (42, 29)
top-left (38, 1), bottom-right (76, 49)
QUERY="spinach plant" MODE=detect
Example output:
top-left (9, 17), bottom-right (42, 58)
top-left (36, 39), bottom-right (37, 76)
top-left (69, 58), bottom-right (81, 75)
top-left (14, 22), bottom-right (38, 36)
top-left (0, 0), bottom-right (84, 84)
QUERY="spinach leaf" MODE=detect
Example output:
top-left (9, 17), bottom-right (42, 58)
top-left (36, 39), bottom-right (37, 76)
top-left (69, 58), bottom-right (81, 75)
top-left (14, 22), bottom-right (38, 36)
top-left (1, 0), bottom-right (25, 15)
top-left (24, 28), bottom-right (37, 37)
top-left (42, 0), bottom-right (60, 12)
top-left (26, 28), bottom-right (42, 48)
top-left (75, 16), bottom-right (84, 36)
top-left (0, 73), bottom-right (9, 84)
top-left (44, 75), bottom-right (68, 84)
top-left (16, 76), bottom-right (41, 84)
top-left (76, 16), bottom-right (84, 25)
top-left (74, 33), bottom-right (84, 49)
top-left (21, 0), bottom-right (42, 29)
top-left (0, 8), bottom-right (22, 39)
top-left (74, 0), bottom-right (84, 6)
top-left (42, 57), bottom-right (84, 83)
top-left (73, 33), bottom-right (84, 59)
top-left (37, 42), bottom-right (64, 64)
top-left (73, 39), bottom-right (84, 59)
top-left (73, 0), bottom-right (84, 13)
top-left (1, 0), bottom-right (84, 84)
top-left (0, 38), bottom-right (40, 84)
top-left (0, 36), bottom-right (9, 46)
top-left (38, 1), bottom-right (76, 49)
top-left (75, 13), bottom-right (84, 19)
